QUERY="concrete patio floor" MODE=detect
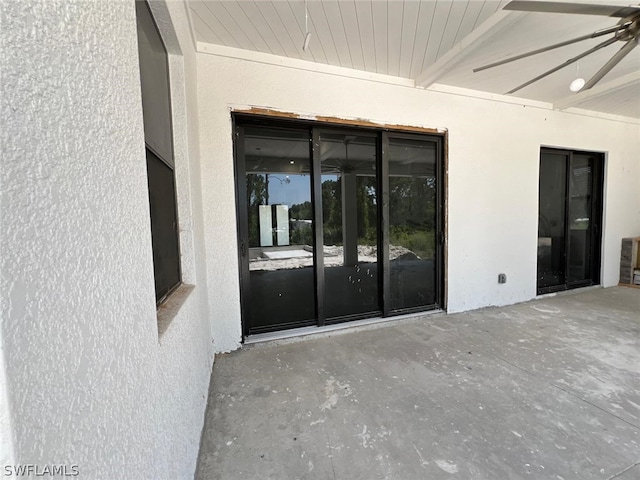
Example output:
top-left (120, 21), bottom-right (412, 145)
top-left (196, 287), bottom-right (640, 480)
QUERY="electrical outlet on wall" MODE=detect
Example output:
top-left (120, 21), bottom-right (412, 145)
top-left (498, 273), bottom-right (507, 284)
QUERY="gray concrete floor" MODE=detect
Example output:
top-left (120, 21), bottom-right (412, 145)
top-left (196, 287), bottom-right (640, 480)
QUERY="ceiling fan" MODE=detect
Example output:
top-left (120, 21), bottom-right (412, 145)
top-left (474, 1), bottom-right (640, 93)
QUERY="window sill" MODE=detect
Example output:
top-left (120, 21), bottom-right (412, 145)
top-left (157, 283), bottom-right (195, 337)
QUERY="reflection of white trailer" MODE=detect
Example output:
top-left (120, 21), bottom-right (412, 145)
top-left (259, 204), bottom-right (289, 247)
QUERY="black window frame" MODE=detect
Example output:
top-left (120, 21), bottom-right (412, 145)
top-left (136, 0), bottom-right (182, 305)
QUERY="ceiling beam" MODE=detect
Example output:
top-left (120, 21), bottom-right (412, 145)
top-left (553, 71), bottom-right (640, 110)
top-left (415, 10), bottom-right (525, 88)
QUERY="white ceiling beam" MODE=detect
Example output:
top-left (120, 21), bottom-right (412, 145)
top-left (415, 10), bottom-right (525, 88)
top-left (553, 71), bottom-right (640, 110)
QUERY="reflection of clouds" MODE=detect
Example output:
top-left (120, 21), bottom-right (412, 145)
top-left (249, 245), bottom-right (415, 271)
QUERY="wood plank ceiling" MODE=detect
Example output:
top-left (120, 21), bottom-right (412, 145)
top-left (190, 0), bottom-right (507, 77)
top-left (188, 1), bottom-right (640, 119)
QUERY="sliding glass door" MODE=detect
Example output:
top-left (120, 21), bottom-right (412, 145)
top-left (237, 126), bottom-right (316, 333)
top-left (537, 148), bottom-right (603, 294)
top-left (235, 117), bottom-right (444, 336)
top-left (387, 135), bottom-right (440, 311)
top-left (319, 131), bottom-right (380, 321)
top-left (567, 154), bottom-right (597, 285)
top-left (538, 152), bottom-right (568, 290)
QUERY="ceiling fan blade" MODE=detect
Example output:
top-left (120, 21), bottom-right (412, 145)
top-left (504, 1), bottom-right (640, 18)
top-left (582, 39), bottom-right (638, 90)
top-left (473, 23), bottom-right (626, 72)
top-left (506, 36), bottom-right (618, 94)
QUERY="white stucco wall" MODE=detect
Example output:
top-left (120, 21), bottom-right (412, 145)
top-left (1, 1), bottom-right (212, 478)
top-left (197, 54), bottom-right (640, 351)
top-left (0, 328), bottom-right (14, 467)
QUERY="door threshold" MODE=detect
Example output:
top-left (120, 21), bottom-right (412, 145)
top-left (244, 309), bottom-right (445, 347)
top-left (536, 284), bottom-right (602, 299)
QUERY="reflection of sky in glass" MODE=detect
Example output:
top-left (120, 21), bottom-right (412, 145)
top-left (269, 174), bottom-right (381, 207)
top-left (267, 174), bottom-right (310, 206)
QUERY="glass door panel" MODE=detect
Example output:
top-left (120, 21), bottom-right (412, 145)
top-left (319, 132), bottom-right (380, 320)
top-left (537, 149), bottom-right (602, 295)
top-left (567, 155), bottom-right (593, 285)
top-left (242, 126), bottom-right (316, 333)
top-left (388, 137), bottom-right (438, 311)
top-left (537, 152), bottom-right (568, 290)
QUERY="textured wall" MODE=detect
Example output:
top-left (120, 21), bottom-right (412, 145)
top-left (1, 0), bottom-right (212, 478)
top-left (0, 328), bottom-right (13, 466)
top-left (196, 54), bottom-right (640, 350)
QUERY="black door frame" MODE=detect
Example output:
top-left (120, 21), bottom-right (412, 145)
top-left (537, 147), bottom-right (604, 295)
top-left (233, 123), bottom-right (252, 338)
top-left (314, 127), bottom-right (383, 326)
top-left (233, 114), bottom-right (446, 338)
top-left (383, 130), bottom-right (445, 316)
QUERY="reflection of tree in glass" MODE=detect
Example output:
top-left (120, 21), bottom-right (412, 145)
top-left (289, 201), bottom-right (312, 220)
top-left (246, 172), bottom-right (435, 255)
top-left (322, 179), bottom-right (341, 245)
top-left (389, 177), bottom-right (436, 260)
top-left (321, 177), bottom-right (378, 246)
top-left (357, 176), bottom-right (377, 245)
top-left (246, 174), bottom-right (267, 247)
top-left (290, 201), bottom-right (313, 245)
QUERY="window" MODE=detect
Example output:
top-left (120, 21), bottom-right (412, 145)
top-left (136, 0), bottom-right (181, 303)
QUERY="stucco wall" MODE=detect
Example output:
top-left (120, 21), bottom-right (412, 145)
top-left (0, 329), bottom-right (13, 467)
top-left (197, 54), bottom-right (640, 352)
top-left (1, 1), bottom-right (212, 478)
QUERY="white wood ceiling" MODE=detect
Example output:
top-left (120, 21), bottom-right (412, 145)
top-left (190, 0), bottom-right (508, 78)
top-left (188, 1), bottom-right (640, 119)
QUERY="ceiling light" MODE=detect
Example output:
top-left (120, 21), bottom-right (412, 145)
top-left (569, 78), bottom-right (585, 92)
top-left (569, 59), bottom-right (584, 92)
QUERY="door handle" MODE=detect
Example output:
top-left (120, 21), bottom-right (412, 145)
top-left (240, 240), bottom-right (247, 257)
